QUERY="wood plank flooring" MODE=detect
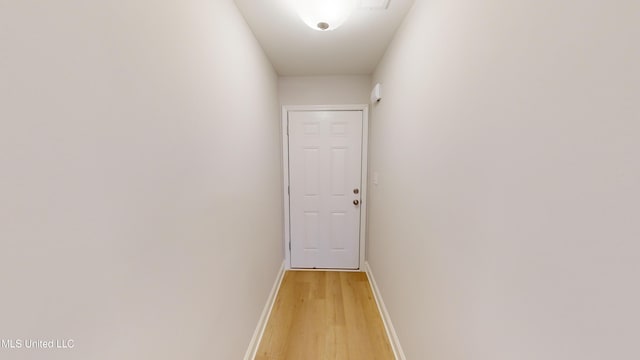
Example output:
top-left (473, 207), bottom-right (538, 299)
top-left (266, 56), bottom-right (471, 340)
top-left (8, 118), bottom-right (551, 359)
top-left (255, 271), bottom-right (395, 360)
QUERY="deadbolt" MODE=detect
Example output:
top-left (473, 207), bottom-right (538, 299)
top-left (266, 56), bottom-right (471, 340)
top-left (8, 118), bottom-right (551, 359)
top-left (353, 200), bottom-right (360, 206)
top-left (353, 188), bottom-right (360, 194)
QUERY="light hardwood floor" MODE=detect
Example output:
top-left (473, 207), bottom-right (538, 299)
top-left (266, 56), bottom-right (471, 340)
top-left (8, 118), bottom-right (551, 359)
top-left (255, 271), bottom-right (395, 360)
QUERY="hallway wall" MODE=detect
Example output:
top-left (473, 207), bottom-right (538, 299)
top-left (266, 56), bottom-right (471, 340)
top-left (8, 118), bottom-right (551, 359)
top-left (279, 75), bottom-right (372, 105)
top-left (367, 0), bottom-right (640, 359)
top-left (0, 1), bottom-right (282, 359)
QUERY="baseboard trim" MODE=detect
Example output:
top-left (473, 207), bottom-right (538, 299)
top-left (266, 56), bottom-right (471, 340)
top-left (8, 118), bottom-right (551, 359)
top-left (365, 261), bottom-right (406, 360)
top-left (243, 261), bottom-right (286, 360)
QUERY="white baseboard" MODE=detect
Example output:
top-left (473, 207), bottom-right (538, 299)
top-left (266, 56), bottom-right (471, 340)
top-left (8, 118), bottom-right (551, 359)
top-left (243, 261), bottom-right (286, 360)
top-left (365, 261), bottom-right (406, 360)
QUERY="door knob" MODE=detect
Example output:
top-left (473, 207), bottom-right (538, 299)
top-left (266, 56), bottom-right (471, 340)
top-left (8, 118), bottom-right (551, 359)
top-left (353, 188), bottom-right (360, 194)
top-left (353, 200), bottom-right (360, 206)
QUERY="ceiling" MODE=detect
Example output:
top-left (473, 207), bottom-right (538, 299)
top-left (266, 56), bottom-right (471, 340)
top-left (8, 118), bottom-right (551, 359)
top-left (233, 0), bottom-right (416, 76)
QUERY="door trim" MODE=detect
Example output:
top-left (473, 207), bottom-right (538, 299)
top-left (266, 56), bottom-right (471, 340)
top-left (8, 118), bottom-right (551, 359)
top-left (282, 104), bottom-right (369, 271)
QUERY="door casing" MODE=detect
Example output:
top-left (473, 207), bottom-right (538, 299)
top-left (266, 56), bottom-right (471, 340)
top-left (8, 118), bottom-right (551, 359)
top-left (282, 104), bottom-right (369, 271)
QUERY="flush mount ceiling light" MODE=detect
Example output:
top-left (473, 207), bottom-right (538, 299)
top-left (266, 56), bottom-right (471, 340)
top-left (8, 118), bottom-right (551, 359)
top-left (296, 0), bottom-right (358, 31)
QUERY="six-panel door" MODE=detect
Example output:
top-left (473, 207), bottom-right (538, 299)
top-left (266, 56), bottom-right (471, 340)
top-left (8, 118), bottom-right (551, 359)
top-left (288, 110), bottom-right (363, 269)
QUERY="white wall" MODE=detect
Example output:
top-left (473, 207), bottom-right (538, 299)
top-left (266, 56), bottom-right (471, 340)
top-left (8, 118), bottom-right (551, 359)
top-left (0, 1), bottom-right (282, 359)
top-left (279, 75), bottom-right (371, 105)
top-left (368, 1), bottom-right (640, 359)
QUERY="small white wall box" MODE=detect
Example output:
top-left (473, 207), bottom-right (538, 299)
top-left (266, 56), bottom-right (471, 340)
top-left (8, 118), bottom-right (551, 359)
top-left (371, 83), bottom-right (382, 103)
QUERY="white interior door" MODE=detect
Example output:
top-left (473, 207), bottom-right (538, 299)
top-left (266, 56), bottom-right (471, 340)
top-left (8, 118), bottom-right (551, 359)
top-left (288, 110), bottom-right (363, 269)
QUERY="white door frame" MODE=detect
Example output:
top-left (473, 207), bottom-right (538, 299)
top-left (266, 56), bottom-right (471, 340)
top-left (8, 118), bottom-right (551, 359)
top-left (282, 104), bottom-right (369, 271)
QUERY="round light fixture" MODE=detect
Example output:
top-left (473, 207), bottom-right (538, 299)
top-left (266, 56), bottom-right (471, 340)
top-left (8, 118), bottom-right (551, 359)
top-left (296, 0), bottom-right (357, 31)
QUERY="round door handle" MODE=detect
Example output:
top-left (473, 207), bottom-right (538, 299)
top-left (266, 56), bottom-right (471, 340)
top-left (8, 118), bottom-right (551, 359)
top-left (353, 200), bottom-right (360, 206)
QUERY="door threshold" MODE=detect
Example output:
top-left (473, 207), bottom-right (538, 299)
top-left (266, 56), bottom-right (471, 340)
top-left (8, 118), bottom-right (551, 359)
top-left (289, 267), bottom-right (362, 272)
